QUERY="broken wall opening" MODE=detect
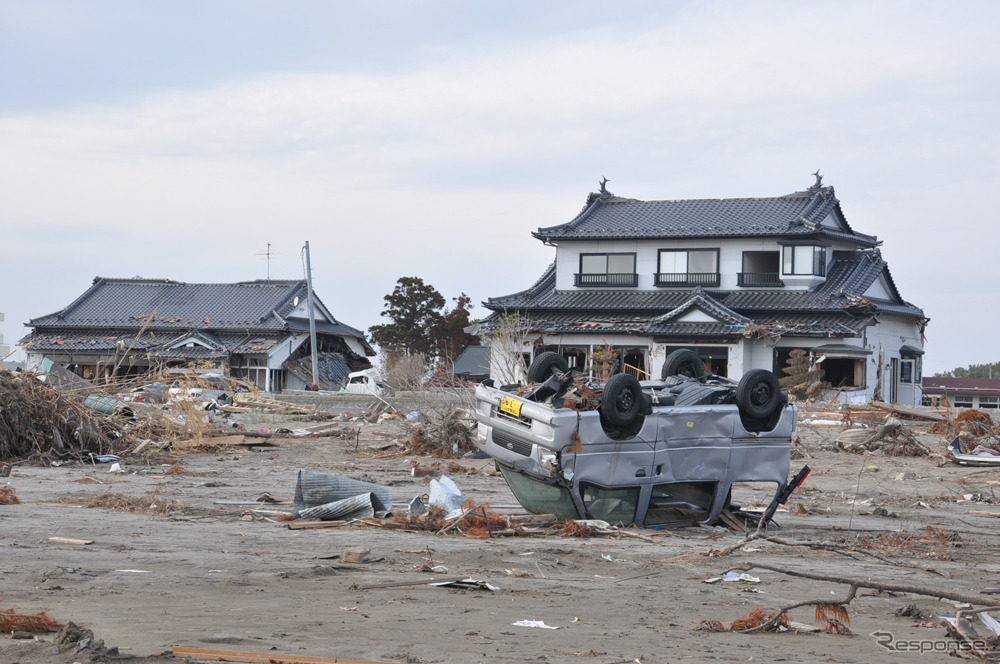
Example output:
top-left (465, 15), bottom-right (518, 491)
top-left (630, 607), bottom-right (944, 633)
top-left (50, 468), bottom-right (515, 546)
top-left (819, 357), bottom-right (864, 389)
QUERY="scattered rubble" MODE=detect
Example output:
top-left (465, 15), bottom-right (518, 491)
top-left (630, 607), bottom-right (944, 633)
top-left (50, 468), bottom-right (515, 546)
top-left (0, 369), bottom-right (131, 461)
top-left (836, 417), bottom-right (931, 456)
top-left (406, 409), bottom-right (477, 458)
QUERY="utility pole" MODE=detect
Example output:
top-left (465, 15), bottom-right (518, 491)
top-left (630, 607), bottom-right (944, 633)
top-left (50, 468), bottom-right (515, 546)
top-left (304, 241), bottom-right (320, 390)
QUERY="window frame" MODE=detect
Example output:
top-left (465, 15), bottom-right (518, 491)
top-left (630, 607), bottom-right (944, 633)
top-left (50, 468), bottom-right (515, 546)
top-left (575, 252), bottom-right (638, 287)
top-left (656, 248), bottom-right (720, 286)
top-left (781, 244), bottom-right (827, 277)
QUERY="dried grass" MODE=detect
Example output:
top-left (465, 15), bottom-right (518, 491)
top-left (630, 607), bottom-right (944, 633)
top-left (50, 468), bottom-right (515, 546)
top-left (82, 489), bottom-right (182, 516)
top-left (731, 606), bottom-right (789, 631)
top-left (406, 410), bottom-right (476, 458)
top-left (850, 526), bottom-right (960, 560)
top-left (695, 620), bottom-right (727, 632)
top-left (815, 604), bottom-right (852, 634)
top-left (0, 486), bottom-right (20, 504)
top-left (0, 370), bottom-right (133, 462)
top-left (0, 607), bottom-right (63, 633)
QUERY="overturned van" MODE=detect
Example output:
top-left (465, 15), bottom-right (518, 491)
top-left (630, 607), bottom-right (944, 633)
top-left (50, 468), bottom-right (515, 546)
top-left (475, 350), bottom-right (802, 527)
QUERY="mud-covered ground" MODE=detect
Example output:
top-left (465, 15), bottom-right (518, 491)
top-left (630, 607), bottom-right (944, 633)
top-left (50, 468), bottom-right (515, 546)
top-left (2, 416), bottom-right (998, 664)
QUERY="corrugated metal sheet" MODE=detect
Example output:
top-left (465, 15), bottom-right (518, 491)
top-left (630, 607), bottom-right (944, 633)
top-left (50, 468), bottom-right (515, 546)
top-left (292, 470), bottom-right (393, 519)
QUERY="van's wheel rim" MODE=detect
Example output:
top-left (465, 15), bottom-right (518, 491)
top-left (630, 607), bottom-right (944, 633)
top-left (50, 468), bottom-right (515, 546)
top-left (750, 383), bottom-right (773, 408)
top-left (616, 390), bottom-right (634, 412)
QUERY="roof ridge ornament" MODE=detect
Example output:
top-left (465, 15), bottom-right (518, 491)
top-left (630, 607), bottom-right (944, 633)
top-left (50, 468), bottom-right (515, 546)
top-left (808, 169), bottom-right (823, 193)
top-left (599, 176), bottom-right (612, 198)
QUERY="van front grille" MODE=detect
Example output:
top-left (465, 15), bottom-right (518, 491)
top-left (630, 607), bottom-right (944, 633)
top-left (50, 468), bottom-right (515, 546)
top-left (492, 430), bottom-right (533, 457)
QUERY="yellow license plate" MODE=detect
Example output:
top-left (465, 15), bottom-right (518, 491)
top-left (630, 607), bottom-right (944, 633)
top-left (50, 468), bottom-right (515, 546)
top-left (499, 396), bottom-right (523, 417)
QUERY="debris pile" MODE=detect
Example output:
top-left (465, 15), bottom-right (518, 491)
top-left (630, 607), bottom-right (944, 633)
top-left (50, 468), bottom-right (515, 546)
top-left (932, 409), bottom-right (1000, 450)
top-left (407, 409), bottom-right (477, 457)
top-left (697, 607), bottom-right (791, 633)
top-left (0, 369), bottom-right (131, 461)
top-left (836, 418), bottom-right (930, 456)
top-left (53, 621), bottom-right (119, 661)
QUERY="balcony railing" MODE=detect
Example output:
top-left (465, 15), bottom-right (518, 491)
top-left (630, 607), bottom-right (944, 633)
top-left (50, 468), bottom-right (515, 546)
top-left (738, 272), bottom-right (784, 287)
top-left (574, 272), bottom-right (638, 287)
top-left (654, 272), bottom-right (720, 287)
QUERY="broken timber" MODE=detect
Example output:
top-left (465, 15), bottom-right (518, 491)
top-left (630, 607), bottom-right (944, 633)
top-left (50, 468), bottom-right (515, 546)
top-left (869, 401), bottom-right (945, 421)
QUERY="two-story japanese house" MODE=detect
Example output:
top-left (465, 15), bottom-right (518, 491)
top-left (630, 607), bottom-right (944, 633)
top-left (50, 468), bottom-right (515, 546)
top-left (481, 175), bottom-right (928, 406)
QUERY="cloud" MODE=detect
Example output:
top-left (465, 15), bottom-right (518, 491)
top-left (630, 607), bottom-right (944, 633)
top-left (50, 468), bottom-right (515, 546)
top-left (1, 0), bottom-right (998, 372)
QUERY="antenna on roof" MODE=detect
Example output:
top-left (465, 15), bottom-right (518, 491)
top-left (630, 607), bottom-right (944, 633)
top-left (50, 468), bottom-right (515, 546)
top-left (255, 243), bottom-right (279, 281)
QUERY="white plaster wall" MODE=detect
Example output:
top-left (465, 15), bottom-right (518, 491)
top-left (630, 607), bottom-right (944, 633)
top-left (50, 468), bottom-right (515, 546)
top-left (268, 334), bottom-right (306, 366)
top-left (863, 276), bottom-right (894, 300)
top-left (865, 315), bottom-right (925, 407)
top-left (553, 237), bottom-right (856, 291)
top-left (288, 305), bottom-right (330, 322)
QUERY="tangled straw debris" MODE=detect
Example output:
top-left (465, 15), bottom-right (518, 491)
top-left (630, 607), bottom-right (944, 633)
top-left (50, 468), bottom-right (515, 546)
top-left (0, 607), bottom-right (63, 633)
top-left (0, 486), bottom-right (19, 504)
top-left (0, 370), bottom-right (132, 462)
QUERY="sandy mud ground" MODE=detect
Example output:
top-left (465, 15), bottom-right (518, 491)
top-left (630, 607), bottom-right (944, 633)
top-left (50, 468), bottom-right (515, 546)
top-left (2, 417), bottom-right (998, 664)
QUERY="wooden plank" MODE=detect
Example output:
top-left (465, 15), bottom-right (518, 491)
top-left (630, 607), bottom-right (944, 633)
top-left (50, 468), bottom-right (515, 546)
top-left (287, 519), bottom-right (349, 530)
top-left (171, 647), bottom-right (403, 664)
top-left (509, 513), bottom-right (557, 526)
top-left (47, 537), bottom-right (94, 545)
top-left (869, 401), bottom-right (945, 421)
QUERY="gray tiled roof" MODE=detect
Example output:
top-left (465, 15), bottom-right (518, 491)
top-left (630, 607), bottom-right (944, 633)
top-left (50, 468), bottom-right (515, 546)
top-left (452, 345), bottom-right (491, 378)
top-left (650, 288), bottom-right (751, 327)
top-left (533, 185), bottom-right (878, 246)
top-left (18, 329), bottom-right (286, 356)
top-left (31, 277), bottom-right (307, 329)
top-left (25, 277), bottom-right (373, 355)
top-left (487, 250), bottom-right (924, 321)
top-left (501, 310), bottom-right (872, 338)
top-left (286, 318), bottom-right (373, 352)
top-left (482, 247), bottom-right (923, 339)
top-left (282, 352), bottom-right (356, 389)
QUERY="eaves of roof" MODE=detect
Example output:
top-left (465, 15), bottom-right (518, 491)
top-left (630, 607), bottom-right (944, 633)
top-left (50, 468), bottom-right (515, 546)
top-left (480, 310), bottom-right (872, 339)
top-left (530, 185), bottom-right (876, 245)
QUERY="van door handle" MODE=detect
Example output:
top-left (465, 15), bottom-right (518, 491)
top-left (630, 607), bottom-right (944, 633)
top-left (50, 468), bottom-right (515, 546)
top-left (635, 469), bottom-right (646, 477)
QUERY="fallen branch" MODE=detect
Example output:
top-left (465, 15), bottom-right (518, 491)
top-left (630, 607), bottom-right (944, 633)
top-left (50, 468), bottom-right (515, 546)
top-left (760, 536), bottom-right (951, 578)
top-left (736, 585), bottom-right (858, 634)
top-left (721, 562), bottom-right (1000, 641)
top-left (729, 562), bottom-right (1000, 607)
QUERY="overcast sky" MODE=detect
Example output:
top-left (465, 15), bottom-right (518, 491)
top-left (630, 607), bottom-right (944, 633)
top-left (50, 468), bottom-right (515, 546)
top-left (2, 0), bottom-right (997, 375)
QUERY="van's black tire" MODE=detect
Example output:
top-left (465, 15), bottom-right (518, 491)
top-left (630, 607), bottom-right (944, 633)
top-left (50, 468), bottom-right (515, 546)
top-left (600, 374), bottom-right (644, 429)
top-left (526, 352), bottom-right (569, 383)
top-left (661, 349), bottom-right (705, 380)
top-left (736, 369), bottom-right (781, 420)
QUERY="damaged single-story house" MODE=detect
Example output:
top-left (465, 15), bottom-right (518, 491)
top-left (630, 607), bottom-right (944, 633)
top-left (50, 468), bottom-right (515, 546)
top-left (480, 176), bottom-right (928, 406)
top-left (921, 377), bottom-right (1000, 410)
top-left (451, 345), bottom-right (491, 383)
top-left (20, 277), bottom-right (375, 392)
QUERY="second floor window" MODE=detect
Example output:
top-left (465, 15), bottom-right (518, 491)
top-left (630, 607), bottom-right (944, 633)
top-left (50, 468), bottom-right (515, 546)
top-left (782, 245), bottom-right (827, 276)
top-left (657, 249), bottom-right (719, 286)
top-left (577, 253), bottom-right (637, 286)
